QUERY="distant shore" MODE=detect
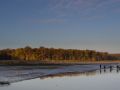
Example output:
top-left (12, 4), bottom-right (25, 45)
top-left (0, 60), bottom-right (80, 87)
top-left (0, 60), bottom-right (120, 66)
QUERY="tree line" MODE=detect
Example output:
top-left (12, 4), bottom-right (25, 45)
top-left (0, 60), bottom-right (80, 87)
top-left (0, 46), bottom-right (118, 61)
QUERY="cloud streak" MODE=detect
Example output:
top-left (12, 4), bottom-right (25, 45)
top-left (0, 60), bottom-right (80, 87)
top-left (50, 0), bottom-right (106, 12)
top-left (31, 18), bottom-right (66, 24)
top-left (49, 0), bottom-right (120, 18)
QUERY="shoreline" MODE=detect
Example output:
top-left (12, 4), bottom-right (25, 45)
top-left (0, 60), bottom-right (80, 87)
top-left (0, 60), bottom-right (120, 66)
top-left (0, 63), bottom-right (119, 85)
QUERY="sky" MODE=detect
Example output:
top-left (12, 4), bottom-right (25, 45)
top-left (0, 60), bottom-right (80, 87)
top-left (0, 0), bottom-right (120, 53)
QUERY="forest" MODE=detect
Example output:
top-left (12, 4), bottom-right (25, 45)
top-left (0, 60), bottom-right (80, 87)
top-left (0, 46), bottom-right (118, 62)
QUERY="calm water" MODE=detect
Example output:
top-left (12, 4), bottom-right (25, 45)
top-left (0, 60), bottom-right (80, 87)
top-left (0, 68), bottom-right (120, 90)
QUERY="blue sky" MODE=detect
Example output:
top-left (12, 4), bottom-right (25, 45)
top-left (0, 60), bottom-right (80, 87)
top-left (0, 0), bottom-right (120, 53)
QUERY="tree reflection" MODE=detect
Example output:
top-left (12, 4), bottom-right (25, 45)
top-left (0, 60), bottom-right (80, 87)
top-left (40, 67), bottom-right (120, 79)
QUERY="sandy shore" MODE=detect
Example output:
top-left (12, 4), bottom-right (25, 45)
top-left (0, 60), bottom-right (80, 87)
top-left (0, 63), bottom-right (119, 84)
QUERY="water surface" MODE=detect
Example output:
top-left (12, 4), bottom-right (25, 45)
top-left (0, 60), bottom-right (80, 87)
top-left (1, 68), bottom-right (120, 90)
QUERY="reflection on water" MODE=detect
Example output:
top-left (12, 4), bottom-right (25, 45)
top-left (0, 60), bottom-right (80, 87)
top-left (1, 67), bottom-right (120, 90)
top-left (40, 71), bottom-right (97, 79)
top-left (40, 67), bottom-right (120, 79)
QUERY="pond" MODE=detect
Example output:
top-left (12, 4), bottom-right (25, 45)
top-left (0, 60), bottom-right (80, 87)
top-left (0, 67), bottom-right (120, 90)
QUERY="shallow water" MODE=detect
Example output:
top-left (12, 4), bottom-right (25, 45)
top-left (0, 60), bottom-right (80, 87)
top-left (1, 68), bottom-right (120, 90)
